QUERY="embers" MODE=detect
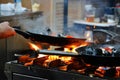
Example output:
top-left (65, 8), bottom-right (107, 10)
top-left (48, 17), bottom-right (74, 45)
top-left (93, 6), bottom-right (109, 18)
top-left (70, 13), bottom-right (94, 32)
top-left (16, 42), bottom-right (120, 79)
top-left (95, 67), bottom-right (120, 78)
top-left (17, 50), bottom-right (120, 79)
top-left (18, 54), bottom-right (83, 70)
top-left (76, 45), bottom-right (120, 57)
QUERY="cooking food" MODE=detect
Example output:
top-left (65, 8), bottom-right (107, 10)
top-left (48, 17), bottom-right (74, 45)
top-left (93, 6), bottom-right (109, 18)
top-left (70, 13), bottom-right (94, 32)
top-left (76, 44), bottom-right (120, 66)
top-left (76, 44), bottom-right (120, 57)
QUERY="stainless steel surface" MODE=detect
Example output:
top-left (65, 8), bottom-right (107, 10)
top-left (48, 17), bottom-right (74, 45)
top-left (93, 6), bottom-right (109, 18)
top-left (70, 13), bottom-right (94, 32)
top-left (38, 49), bottom-right (77, 56)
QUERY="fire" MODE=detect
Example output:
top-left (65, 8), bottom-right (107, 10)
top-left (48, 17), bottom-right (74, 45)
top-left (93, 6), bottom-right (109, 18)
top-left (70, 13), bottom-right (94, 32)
top-left (28, 42), bottom-right (72, 63)
top-left (48, 55), bottom-right (59, 61)
top-left (80, 43), bottom-right (89, 47)
top-left (84, 29), bottom-right (93, 42)
top-left (28, 42), bottom-right (46, 58)
top-left (28, 42), bottom-right (40, 51)
top-left (37, 54), bottom-right (47, 58)
top-left (27, 41), bottom-right (89, 67)
top-left (64, 45), bottom-right (77, 53)
top-left (60, 56), bottom-right (72, 63)
top-left (47, 55), bottom-right (72, 63)
top-left (64, 42), bottom-right (89, 53)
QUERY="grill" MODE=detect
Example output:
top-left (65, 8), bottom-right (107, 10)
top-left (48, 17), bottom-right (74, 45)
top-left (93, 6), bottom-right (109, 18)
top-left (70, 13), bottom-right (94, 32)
top-left (5, 50), bottom-right (105, 80)
top-left (5, 61), bottom-right (106, 80)
top-left (4, 49), bottom-right (120, 80)
top-left (5, 29), bottom-right (120, 80)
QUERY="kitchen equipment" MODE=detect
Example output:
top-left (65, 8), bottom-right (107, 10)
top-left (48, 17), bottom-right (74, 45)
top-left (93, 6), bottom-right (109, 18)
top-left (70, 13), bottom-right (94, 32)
top-left (35, 44), bottom-right (120, 66)
top-left (75, 44), bottom-right (120, 66)
top-left (14, 28), bottom-right (87, 48)
top-left (75, 29), bottom-right (120, 66)
top-left (15, 28), bottom-right (120, 66)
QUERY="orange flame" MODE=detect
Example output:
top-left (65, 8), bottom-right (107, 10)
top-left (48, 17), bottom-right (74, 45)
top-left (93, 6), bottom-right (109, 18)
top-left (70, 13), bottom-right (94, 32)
top-left (64, 43), bottom-right (89, 53)
top-left (46, 55), bottom-right (72, 64)
top-left (47, 55), bottom-right (59, 61)
top-left (28, 42), bottom-right (40, 51)
top-left (37, 54), bottom-right (47, 58)
top-left (60, 56), bottom-right (72, 63)
top-left (28, 41), bottom-right (89, 65)
top-left (28, 42), bottom-right (46, 58)
top-left (64, 45), bottom-right (77, 53)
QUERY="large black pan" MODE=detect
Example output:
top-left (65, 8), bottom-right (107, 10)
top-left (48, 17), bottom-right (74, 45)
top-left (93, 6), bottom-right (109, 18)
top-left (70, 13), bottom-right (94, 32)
top-left (75, 45), bottom-right (120, 66)
top-left (14, 28), bottom-right (87, 47)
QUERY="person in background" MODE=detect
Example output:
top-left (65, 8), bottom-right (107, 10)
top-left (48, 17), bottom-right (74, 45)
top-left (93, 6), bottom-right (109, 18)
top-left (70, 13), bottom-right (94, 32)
top-left (0, 21), bottom-right (16, 80)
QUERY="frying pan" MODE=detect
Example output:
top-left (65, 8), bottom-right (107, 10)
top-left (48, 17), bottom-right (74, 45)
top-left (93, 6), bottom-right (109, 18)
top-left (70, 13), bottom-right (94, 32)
top-left (75, 45), bottom-right (120, 66)
top-left (14, 28), bottom-right (87, 47)
top-left (15, 28), bottom-right (118, 47)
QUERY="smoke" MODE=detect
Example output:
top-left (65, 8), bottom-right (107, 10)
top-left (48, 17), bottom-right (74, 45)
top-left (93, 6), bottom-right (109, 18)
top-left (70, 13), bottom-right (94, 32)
top-left (66, 26), bottom-right (85, 38)
top-left (18, 15), bottom-right (49, 34)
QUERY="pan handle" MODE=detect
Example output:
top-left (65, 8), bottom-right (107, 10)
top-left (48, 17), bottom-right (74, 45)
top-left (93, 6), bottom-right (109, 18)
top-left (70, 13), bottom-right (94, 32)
top-left (13, 27), bottom-right (31, 39)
